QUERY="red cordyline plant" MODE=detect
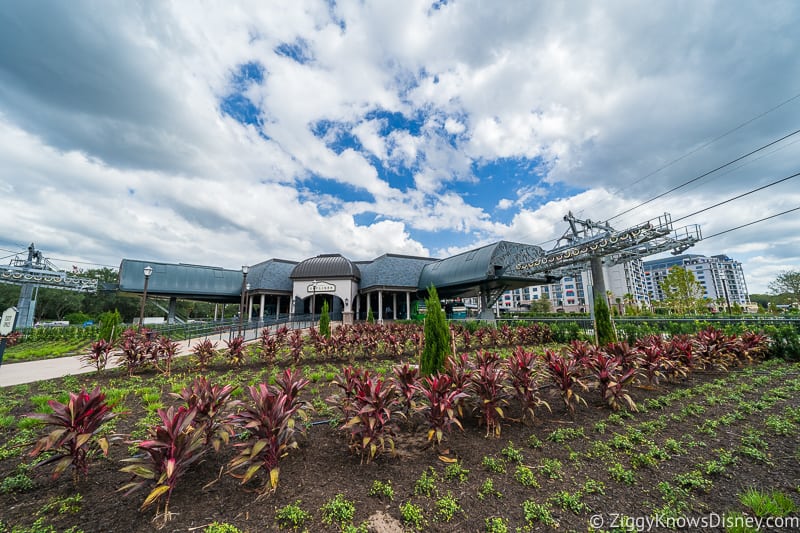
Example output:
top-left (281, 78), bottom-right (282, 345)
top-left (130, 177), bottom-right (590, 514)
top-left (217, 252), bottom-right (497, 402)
top-left (544, 349), bottom-right (588, 415)
top-left (392, 363), bottom-right (419, 415)
top-left (584, 351), bottom-right (637, 411)
top-left (191, 339), bottom-right (217, 370)
top-left (473, 328), bottom-right (487, 348)
top-left (260, 330), bottom-right (280, 365)
top-left (459, 328), bottom-right (472, 351)
top-left (417, 373), bottom-right (468, 449)
top-left (171, 377), bottom-right (238, 451)
top-left (486, 327), bottom-right (501, 348)
top-left (329, 366), bottom-right (365, 420)
top-left (445, 352), bottom-right (473, 417)
top-left (288, 329), bottom-right (304, 365)
top-left (119, 406), bottom-right (206, 520)
top-left (517, 323), bottom-right (553, 345)
top-left (383, 333), bottom-right (404, 359)
top-left (156, 336), bottom-right (180, 376)
top-left (117, 328), bottom-right (151, 375)
top-left (566, 340), bottom-right (597, 367)
top-left (274, 368), bottom-right (311, 425)
top-left (693, 327), bottom-right (735, 370)
top-left (499, 324), bottom-right (516, 346)
top-left (28, 387), bottom-right (117, 482)
top-left (666, 335), bottom-right (695, 374)
top-left (603, 341), bottom-right (640, 373)
top-left (228, 383), bottom-right (303, 490)
top-left (469, 351), bottom-right (509, 437)
top-left (82, 338), bottom-right (114, 372)
top-left (736, 331), bottom-right (769, 365)
top-left (505, 346), bottom-right (550, 422)
top-left (343, 374), bottom-right (401, 463)
top-left (5, 330), bottom-right (22, 346)
top-left (225, 336), bottom-right (247, 366)
top-left (635, 336), bottom-right (673, 386)
top-left (274, 325), bottom-right (289, 347)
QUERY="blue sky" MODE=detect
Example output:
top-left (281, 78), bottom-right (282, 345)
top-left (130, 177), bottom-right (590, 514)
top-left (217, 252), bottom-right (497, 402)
top-left (0, 0), bottom-right (799, 292)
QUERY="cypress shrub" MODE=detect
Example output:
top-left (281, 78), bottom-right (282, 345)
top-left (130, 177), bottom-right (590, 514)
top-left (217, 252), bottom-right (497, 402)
top-left (366, 307), bottom-right (375, 323)
top-left (98, 309), bottom-right (123, 342)
top-left (319, 300), bottom-right (331, 337)
top-left (594, 294), bottom-right (617, 346)
top-left (420, 285), bottom-right (451, 376)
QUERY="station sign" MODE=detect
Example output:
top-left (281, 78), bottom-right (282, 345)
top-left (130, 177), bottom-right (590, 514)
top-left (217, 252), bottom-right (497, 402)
top-left (308, 282), bottom-right (336, 293)
top-left (0, 307), bottom-right (17, 335)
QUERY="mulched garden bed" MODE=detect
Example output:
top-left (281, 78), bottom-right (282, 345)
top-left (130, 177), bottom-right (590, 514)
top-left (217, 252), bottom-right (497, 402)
top-left (1, 354), bottom-right (799, 532)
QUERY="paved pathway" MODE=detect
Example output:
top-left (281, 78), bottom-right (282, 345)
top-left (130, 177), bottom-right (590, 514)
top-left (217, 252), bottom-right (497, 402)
top-left (0, 327), bottom-right (263, 387)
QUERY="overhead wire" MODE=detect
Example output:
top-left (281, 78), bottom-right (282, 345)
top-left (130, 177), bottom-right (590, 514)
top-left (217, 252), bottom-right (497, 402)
top-left (520, 91), bottom-right (800, 247)
top-left (607, 89), bottom-right (800, 195)
top-left (671, 170), bottom-right (800, 224)
top-left (607, 127), bottom-right (800, 222)
top-left (701, 206), bottom-right (800, 240)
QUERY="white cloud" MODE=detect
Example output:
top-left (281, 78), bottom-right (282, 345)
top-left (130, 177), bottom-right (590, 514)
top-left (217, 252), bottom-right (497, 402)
top-left (496, 198), bottom-right (513, 210)
top-left (0, 0), bottom-right (797, 298)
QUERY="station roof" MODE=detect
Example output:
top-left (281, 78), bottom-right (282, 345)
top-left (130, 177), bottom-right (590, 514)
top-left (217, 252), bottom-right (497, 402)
top-left (357, 254), bottom-right (437, 291)
top-left (290, 254), bottom-right (361, 280)
top-left (248, 259), bottom-right (297, 293)
top-left (418, 241), bottom-right (550, 298)
top-left (118, 259), bottom-right (242, 303)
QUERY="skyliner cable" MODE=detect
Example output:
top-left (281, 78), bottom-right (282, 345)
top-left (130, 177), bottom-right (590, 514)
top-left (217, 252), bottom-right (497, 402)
top-left (607, 127), bottom-right (800, 222)
top-left (671, 171), bottom-right (800, 224)
top-left (608, 90), bottom-right (800, 195)
top-left (701, 206), bottom-right (800, 240)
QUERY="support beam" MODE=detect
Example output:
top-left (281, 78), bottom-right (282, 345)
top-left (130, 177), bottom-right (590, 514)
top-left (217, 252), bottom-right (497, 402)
top-left (590, 257), bottom-right (607, 308)
top-left (406, 292), bottom-right (411, 320)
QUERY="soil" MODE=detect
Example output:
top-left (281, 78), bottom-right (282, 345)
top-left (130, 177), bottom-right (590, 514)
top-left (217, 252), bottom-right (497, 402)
top-left (1, 355), bottom-right (798, 533)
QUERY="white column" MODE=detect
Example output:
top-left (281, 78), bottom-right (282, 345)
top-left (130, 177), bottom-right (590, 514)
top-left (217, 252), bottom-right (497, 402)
top-left (214, 303), bottom-right (218, 321)
top-left (259, 294), bottom-right (265, 320)
top-left (356, 295), bottom-right (361, 318)
top-left (366, 294), bottom-right (371, 314)
top-left (276, 296), bottom-right (281, 319)
top-left (393, 293), bottom-right (397, 320)
top-left (378, 291), bottom-right (384, 322)
top-left (248, 296), bottom-right (253, 322)
top-left (406, 292), bottom-right (411, 319)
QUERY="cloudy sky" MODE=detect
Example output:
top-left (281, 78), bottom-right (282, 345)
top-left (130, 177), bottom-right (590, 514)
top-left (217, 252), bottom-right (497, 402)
top-left (1, 0), bottom-right (798, 293)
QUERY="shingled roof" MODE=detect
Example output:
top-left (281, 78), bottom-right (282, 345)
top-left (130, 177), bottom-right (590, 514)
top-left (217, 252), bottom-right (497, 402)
top-left (358, 254), bottom-right (437, 291)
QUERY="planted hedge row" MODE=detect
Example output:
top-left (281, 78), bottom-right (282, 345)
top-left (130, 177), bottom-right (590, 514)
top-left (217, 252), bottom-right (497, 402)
top-left (27, 326), bottom-right (775, 524)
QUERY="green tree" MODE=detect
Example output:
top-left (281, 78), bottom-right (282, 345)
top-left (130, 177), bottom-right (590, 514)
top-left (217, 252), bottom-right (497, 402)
top-left (594, 292), bottom-right (617, 345)
top-left (660, 267), bottom-right (705, 315)
top-left (420, 285), bottom-right (451, 376)
top-left (529, 295), bottom-right (551, 314)
top-left (98, 309), bottom-right (123, 341)
top-left (367, 307), bottom-right (375, 323)
top-left (769, 270), bottom-right (800, 304)
top-left (319, 300), bottom-right (331, 337)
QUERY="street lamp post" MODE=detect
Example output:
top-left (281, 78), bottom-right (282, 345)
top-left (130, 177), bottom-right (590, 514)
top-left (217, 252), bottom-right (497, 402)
top-left (238, 265), bottom-right (249, 336)
top-left (138, 265), bottom-right (153, 330)
top-left (311, 279), bottom-right (317, 323)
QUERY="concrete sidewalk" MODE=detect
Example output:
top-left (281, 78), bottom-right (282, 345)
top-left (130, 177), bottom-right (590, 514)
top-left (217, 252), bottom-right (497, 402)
top-left (0, 327), bottom-right (264, 388)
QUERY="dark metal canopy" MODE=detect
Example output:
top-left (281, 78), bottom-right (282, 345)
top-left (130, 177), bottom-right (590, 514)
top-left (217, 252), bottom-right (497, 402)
top-left (118, 259), bottom-right (242, 303)
top-left (290, 254), bottom-right (361, 280)
top-left (418, 241), bottom-right (553, 298)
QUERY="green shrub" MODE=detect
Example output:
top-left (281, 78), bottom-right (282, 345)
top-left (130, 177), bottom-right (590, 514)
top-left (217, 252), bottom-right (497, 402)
top-left (321, 494), bottom-right (355, 526)
top-left (420, 285), bottom-right (451, 376)
top-left (0, 473), bottom-right (34, 494)
top-left (319, 300), bottom-right (331, 338)
top-left (400, 502), bottom-right (425, 530)
top-left (368, 480), bottom-right (394, 501)
top-left (204, 523), bottom-right (242, 533)
top-left (275, 501), bottom-right (311, 530)
top-left (595, 293), bottom-right (617, 345)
